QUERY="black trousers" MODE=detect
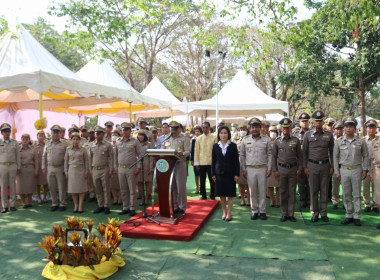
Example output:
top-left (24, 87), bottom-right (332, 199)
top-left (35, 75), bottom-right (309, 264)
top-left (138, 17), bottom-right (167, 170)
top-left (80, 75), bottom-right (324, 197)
top-left (199, 165), bottom-right (215, 198)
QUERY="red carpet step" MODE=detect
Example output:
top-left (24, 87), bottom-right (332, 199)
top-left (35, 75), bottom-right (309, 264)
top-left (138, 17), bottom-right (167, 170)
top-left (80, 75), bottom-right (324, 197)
top-left (120, 199), bottom-right (219, 242)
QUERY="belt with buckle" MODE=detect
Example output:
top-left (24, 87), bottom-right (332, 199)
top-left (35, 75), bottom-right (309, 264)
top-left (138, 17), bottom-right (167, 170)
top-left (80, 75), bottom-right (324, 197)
top-left (341, 165), bottom-right (361, 170)
top-left (279, 162), bottom-right (297, 169)
top-left (72, 164), bottom-right (83, 168)
top-left (49, 164), bottom-right (63, 168)
top-left (22, 164), bottom-right (34, 168)
top-left (247, 164), bottom-right (267, 168)
top-left (119, 164), bottom-right (130, 168)
top-left (308, 159), bottom-right (329, 165)
top-left (0, 162), bottom-right (14, 166)
top-left (94, 166), bottom-right (105, 170)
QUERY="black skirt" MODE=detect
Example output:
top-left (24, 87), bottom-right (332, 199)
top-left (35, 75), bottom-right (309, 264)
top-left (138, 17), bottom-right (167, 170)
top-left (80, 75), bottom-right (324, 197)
top-left (215, 173), bottom-right (236, 197)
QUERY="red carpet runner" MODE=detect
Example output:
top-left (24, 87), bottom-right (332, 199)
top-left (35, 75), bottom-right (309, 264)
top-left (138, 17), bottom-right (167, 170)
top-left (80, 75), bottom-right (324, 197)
top-left (120, 199), bottom-right (219, 242)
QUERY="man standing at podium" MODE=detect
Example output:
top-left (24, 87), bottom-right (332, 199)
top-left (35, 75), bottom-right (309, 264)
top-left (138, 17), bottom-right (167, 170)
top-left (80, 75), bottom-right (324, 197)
top-left (162, 121), bottom-right (191, 214)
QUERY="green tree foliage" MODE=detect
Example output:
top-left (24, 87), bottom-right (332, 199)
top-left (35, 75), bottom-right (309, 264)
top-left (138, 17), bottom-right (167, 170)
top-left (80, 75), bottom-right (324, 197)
top-left (23, 17), bottom-right (87, 72)
top-left (0, 16), bottom-right (9, 37)
top-left (280, 0), bottom-right (380, 133)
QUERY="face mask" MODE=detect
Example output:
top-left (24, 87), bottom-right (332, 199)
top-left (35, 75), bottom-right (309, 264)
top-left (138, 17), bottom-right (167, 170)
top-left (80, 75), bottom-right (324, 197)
top-left (111, 136), bottom-right (118, 142)
top-left (239, 131), bottom-right (247, 137)
top-left (270, 132), bottom-right (277, 139)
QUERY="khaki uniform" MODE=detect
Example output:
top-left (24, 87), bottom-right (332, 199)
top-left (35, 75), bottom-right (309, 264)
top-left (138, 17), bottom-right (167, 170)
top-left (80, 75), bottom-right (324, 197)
top-left (42, 139), bottom-right (67, 207)
top-left (162, 134), bottom-right (191, 211)
top-left (240, 135), bottom-right (273, 214)
top-left (34, 142), bottom-right (48, 185)
top-left (272, 136), bottom-right (302, 217)
top-left (363, 135), bottom-right (379, 208)
top-left (83, 139), bottom-right (96, 198)
top-left (292, 129), bottom-right (310, 205)
top-left (16, 146), bottom-right (38, 194)
top-left (90, 140), bottom-right (113, 208)
top-left (370, 138), bottom-right (380, 207)
top-left (104, 135), bottom-right (112, 142)
top-left (234, 136), bottom-right (248, 185)
top-left (114, 137), bottom-right (142, 211)
top-left (64, 146), bottom-right (89, 194)
top-left (137, 141), bottom-right (154, 183)
top-left (110, 143), bottom-right (120, 191)
top-left (334, 136), bottom-right (369, 219)
top-left (0, 139), bottom-right (20, 209)
top-left (303, 129), bottom-right (334, 217)
top-left (133, 129), bottom-right (153, 143)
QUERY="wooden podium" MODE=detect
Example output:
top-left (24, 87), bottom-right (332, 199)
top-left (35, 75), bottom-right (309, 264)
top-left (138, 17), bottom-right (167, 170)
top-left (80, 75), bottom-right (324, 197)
top-left (146, 149), bottom-right (184, 224)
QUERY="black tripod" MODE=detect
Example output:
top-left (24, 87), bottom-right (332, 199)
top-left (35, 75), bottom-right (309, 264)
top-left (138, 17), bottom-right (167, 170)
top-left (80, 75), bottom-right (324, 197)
top-left (130, 153), bottom-right (150, 218)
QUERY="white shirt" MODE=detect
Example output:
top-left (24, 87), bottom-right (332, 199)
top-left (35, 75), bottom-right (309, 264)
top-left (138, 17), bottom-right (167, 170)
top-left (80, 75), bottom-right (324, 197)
top-left (218, 140), bottom-right (230, 156)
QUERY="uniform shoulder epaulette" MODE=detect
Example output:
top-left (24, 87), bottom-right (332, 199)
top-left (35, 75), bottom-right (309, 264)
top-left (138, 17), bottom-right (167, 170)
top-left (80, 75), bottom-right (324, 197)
top-left (337, 136), bottom-right (343, 140)
top-left (375, 135), bottom-right (380, 140)
top-left (67, 145), bottom-right (73, 150)
top-left (242, 135), bottom-right (248, 139)
top-left (360, 136), bottom-right (366, 139)
top-left (263, 135), bottom-right (270, 138)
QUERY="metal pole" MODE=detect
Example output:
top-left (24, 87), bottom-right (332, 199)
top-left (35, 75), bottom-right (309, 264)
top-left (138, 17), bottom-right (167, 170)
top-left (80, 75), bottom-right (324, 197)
top-left (216, 57), bottom-right (220, 125)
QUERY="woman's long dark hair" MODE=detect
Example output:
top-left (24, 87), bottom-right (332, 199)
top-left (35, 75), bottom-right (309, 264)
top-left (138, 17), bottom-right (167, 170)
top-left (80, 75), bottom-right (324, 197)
top-left (217, 126), bottom-right (231, 141)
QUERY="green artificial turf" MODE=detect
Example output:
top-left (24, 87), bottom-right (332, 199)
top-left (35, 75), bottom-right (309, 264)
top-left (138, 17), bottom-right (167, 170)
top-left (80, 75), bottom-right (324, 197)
top-left (0, 167), bottom-right (380, 279)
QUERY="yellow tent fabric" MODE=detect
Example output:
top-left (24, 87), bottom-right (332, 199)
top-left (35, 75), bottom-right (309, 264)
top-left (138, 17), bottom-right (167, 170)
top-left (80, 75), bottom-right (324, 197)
top-left (41, 252), bottom-right (125, 280)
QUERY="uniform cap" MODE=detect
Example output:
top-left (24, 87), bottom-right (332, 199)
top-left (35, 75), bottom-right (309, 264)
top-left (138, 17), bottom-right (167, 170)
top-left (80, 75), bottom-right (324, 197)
top-left (137, 118), bottom-right (147, 124)
top-left (238, 124), bottom-right (247, 129)
top-left (80, 125), bottom-right (89, 131)
top-left (70, 124), bottom-right (80, 132)
top-left (60, 126), bottom-right (66, 131)
top-left (279, 117), bottom-right (292, 128)
top-left (298, 113), bottom-right (311, 121)
top-left (333, 121), bottom-right (344, 129)
top-left (120, 122), bottom-right (132, 130)
top-left (324, 118), bottom-right (336, 125)
top-left (269, 125), bottom-right (278, 131)
top-left (104, 121), bottom-right (114, 127)
top-left (343, 116), bottom-right (357, 126)
top-left (150, 126), bottom-right (158, 132)
top-left (261, 121), bottom-right (270, 127)
top-left (248, 117), bottom-right (262, 126)
top-left (0, 123), bottom-right (11, 131)
top-left (21, 133), bottom-right (30, 138)
top-left (312, 110), bottom-right (324, 121)
top-left (138, 130), bottom-right (147, 135)
top-left (37, 130), bottom-right (45, 134)
top-left (94, 125), bottom-right (105, 133)
top-left (169, 120), bottom-right (181, 128)
top-left (88, 127), bottom-right (95, 133)
top-left (51, 124), bottom-right (61, 132)
top-left (70, 132), bottom-right (81, 139)
top-left (112, 128), bottom-right (121, 136)
top-left (365, 119), bottom-right (377, 127)
top-left (218, 119), bottom-right (226, 125)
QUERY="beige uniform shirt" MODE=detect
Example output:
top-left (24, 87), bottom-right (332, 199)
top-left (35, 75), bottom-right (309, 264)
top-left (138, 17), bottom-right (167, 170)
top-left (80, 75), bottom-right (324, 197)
top-left (240, 135), bottom-right (273, 172)
top-left (235, 136), bottom-right (248, 154)
top-left (114, 137), bottom-right (142, 168)
top-left (64, 146), bottom-right (89, 173)
top-left (42, 139), bottom-right (67, 169)
top-left (0, 139), bottom-right (21, 169)
top-left (303, 129), bottom-right (334, 167)
top-left (194, 133), bottom-right (217, 166)
top-left (89, 140), bottom-right (113, 170)
top-left (34, 142), bottom-right (45, 168)
top-left (162, 134), bottom-right (191, 162)
top-left (272, 135), bottom-right (302, 172)
top-left (19, 145), bottom-right (38, 173)
top-left (370, 137), bottom-right (380, 177)
top-left (333, 136), bottom-right (369, 174)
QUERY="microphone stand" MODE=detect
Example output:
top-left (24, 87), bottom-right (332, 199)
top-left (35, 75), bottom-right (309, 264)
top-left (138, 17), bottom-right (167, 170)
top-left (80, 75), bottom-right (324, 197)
top-left (130, 153), bottom-right (150, 218)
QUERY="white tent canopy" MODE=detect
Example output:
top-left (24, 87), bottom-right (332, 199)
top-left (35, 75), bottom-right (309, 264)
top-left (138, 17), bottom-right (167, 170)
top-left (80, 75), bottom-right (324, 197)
top-left (133, 77), bottom-right (182, 118)
top-left (173, 70), bottom-right (288, 118)
top-left (0, 26), bottom-right (142, 109)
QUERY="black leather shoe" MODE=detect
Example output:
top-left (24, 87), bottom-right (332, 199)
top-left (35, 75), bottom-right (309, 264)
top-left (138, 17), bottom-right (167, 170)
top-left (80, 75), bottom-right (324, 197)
top-left (311, 215), bottom-right (319, 222)
top-left (260, 213), bottom-right (267, 220)
top-left (289, 216), bottom-right (297, 222)
top-left (104, 207), bottom-right (110, 214)
top-left (59, 206), bottom-right (66, 212)
top-left (1, 208), bottom-right (7, 213)
top-left (376, 224), bottom-right (380, 229)
top-left (373, 207), bottom-right (380, 213)
top-left (321, 216), bottom-right (329, 222)
top-left (93, 207), bottom-right (105, 214)
top-left (178, 209), bottom-right (185, 215)
top-left (89, 197), bottom-right (97, 203)
top-left (10, 207), bottom-right (16, 211)
top-left (341, 218), bottom-right (354, 225)
top-left (210, 196), bottom-right (215, 200)
top-left (332, 204), bottom-right (338, 210)
top-left (129, 210), bottom-right (136, 216)
top-left (200, 196), bottom-right (207, 200)
top-left (354, 219), bottom-right (362, 226)
top-left (251, 213), bottom-right (259, 220)
top-left (364, 206), bottom-right (371, 212)
top-left (50, 206), bottom-right (59, 212)
top-left (173, 208), bottom-right (179, 214)
top-left (280, 216), bottom-right (288, 222)
top-left (119, 209), bottom-right (130, 215)
top-left (300, 202), bottom-right (307, 208)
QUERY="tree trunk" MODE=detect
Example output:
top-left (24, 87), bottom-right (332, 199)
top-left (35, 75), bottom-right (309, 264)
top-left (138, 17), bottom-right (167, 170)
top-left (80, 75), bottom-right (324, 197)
top-left (271, 77), bottom-right (276, 98)
top-left (359, 74), bottom-right (366, 136)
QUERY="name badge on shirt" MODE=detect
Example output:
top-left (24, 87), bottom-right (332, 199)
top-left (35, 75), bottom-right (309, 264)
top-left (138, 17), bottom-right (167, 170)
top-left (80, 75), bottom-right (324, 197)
top-left (248, 148), bottom-right (252, 152)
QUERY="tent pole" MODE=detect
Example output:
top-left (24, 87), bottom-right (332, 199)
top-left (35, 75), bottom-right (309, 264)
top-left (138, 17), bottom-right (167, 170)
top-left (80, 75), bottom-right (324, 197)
top-left (129, 102), bottom-right (133, 122)
top-left (216, 58), bottom-right (219, 125)
top-left (170, 109), bottom-right (173, 120)
top-left (39, 93), bottom-right (43, 120)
